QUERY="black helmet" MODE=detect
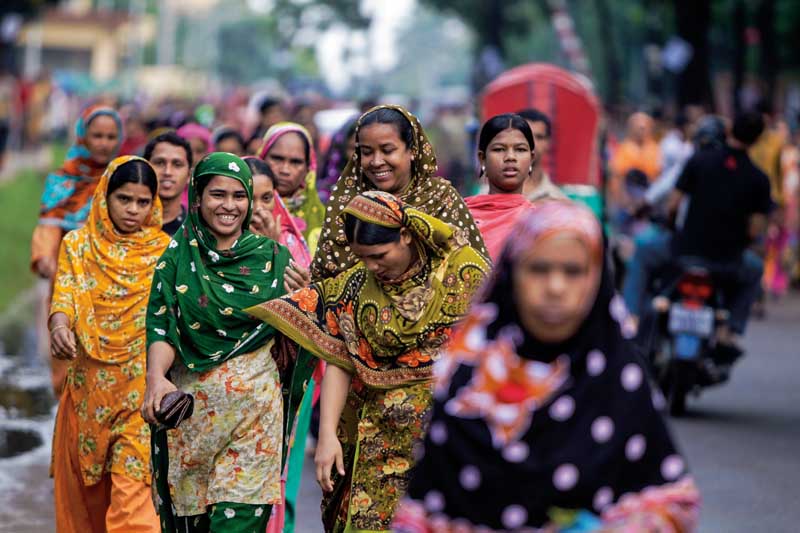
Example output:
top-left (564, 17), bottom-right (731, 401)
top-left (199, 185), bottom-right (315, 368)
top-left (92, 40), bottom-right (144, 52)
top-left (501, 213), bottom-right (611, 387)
top-left (692, 116), bottom-right (726, 150)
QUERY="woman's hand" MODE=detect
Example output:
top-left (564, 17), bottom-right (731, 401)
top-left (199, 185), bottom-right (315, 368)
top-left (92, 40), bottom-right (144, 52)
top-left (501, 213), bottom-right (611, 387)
top-left (250, 208), bottom-right (282, 242)
top-left (315, 430), bottom-right (344, 492)
top-left (284, 259), bottom-right (311, 292)
top-left (50, 326), bottom-right (77, 360)
top-left (141, 373), bottom-right (178, 425)
top-left (36, 256), bottom-right (57, 279)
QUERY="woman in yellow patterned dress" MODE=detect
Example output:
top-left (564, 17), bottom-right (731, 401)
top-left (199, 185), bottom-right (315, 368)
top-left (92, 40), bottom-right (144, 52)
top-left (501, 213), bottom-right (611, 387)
top-left (49, 155), bottom-right (169, 532)
top-left (247, 190), bottom-right (490, 532)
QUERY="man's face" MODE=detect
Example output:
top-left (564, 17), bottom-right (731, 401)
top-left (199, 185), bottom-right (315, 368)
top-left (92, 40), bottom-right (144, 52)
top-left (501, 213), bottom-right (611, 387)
top-left (527, 120), bottom-right (551, 169)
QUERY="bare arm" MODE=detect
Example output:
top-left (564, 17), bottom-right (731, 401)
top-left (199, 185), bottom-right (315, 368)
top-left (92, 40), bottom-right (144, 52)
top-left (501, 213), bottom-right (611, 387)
top-left (315, 364), bottom-right (352, 492)
top-left (665, 189), bottom-right (684, 222)
top-left (141, 341), bottom-right (177, 424)
top-left (48, 311), bottom-right (77, 360)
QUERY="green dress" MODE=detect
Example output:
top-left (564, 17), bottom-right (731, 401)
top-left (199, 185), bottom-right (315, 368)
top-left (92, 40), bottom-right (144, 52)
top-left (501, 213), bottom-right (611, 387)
top-left (146, 152), bottom-right (314, 532)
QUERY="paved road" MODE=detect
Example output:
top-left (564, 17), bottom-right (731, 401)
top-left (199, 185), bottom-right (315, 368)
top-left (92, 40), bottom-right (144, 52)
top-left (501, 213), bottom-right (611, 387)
top-left (2, 295), bottom-right (798, 532)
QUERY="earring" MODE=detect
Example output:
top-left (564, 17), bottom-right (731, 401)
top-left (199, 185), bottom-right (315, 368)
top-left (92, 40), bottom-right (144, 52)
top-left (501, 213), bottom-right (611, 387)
top-left (481, 165), bottom-right (486, 174)
top-left (529, 166), bottom-right (533, 174)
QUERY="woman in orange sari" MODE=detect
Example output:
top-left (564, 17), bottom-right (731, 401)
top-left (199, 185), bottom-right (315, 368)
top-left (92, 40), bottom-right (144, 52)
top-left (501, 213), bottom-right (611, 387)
top-left (49, 156), bottom-right (169, 532)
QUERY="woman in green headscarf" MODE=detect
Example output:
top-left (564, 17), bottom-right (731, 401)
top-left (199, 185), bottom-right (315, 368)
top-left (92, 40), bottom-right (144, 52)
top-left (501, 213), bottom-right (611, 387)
top-left (311, 104), bottom-right (489, 281)
top-left (142, 152), bottom-right (312, 533)
top-left (247, 190), bottom-right (490, 533)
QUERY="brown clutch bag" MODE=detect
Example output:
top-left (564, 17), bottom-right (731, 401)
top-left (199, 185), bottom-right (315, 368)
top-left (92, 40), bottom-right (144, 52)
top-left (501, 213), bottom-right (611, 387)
top-left (155, 390), bottom-right (194, 429)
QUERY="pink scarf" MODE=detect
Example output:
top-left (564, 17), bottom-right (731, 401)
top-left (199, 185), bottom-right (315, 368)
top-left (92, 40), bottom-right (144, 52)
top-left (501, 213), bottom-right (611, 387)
top-left (465, 193), bottom-right (532, 262)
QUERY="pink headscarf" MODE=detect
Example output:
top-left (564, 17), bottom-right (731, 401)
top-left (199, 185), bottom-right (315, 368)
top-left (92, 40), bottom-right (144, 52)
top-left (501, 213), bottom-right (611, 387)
top-left (257, 122), bottom-right (317, 170)
top-left (176, 122), bottom-right (212, 150)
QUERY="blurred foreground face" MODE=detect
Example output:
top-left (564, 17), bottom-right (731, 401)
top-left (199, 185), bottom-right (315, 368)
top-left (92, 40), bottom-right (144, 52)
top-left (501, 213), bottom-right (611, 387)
top-left (85, 115), bottom-right (119, 165)
top-left (150, 142), bottom-right (190, 202)
top-left (266, 132), bottom-right (308, 197)
top-left (513, 234), bottom-right (595, 343)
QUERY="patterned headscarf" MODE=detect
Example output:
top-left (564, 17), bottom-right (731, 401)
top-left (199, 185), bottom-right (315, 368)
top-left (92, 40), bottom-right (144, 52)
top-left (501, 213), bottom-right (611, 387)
top-left (38, 105), bottom-right (124, 230)
top-left (395, 201), bottom-right (699, 532)
top-left (246, 191), bottom-right (490, 389)
top-left (311, 104), bottom-right (489, 280)
top-left (258, 121), bottom-right (325, 250)
top-left (146, 152), bottom-right (291, 372)
top-left (50, 155), bottom-right (169, 364)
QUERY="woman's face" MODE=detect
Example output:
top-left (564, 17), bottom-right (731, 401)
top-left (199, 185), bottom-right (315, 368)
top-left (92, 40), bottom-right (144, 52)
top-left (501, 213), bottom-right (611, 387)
top-left (358, 123), bottom-right (413, 195)
top-left (217, 136), bottom-right (244, 156)
top-left (107, 182), bottom-right (153, 234)
top-left (188, 138), bottom-right (207, 168)
top-left (266, 132), bottom-right (309, 197)
top-left (84, 115), bottom-right (119, 165)
top-left (350, 228), bottom-right (416, 281)
top-left (479, 128), bottom-right (533, 195)
top-left (345, 132), bottom-right (357, 162)
top-left (512, 234), bottom-right (597, 343)
top-left (252, 173), bottom-right (276, 213)
top-left (199, 175), bottom-right (249, 246)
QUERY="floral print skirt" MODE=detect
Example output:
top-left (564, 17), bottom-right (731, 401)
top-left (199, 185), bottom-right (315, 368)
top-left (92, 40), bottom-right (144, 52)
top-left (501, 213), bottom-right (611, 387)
top-left (322, 380), bottom-right (432, 533)
top-left (152, 343), bottom-right (283, 521)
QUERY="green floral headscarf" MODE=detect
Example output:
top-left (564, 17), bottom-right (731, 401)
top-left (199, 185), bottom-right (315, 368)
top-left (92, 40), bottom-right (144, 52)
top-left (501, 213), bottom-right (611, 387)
top-left (146, 152), bottom-right (291, 372)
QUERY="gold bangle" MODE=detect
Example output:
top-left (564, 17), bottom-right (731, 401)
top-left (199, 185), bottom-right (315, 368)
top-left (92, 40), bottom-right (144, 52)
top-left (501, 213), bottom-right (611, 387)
top-left (49, 325), bottom-right (68, 335)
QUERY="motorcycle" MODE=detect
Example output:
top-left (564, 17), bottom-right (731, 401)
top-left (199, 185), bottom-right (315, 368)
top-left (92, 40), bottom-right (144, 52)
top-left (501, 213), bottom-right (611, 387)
top-left (636, 258), bottom-right (739, 416)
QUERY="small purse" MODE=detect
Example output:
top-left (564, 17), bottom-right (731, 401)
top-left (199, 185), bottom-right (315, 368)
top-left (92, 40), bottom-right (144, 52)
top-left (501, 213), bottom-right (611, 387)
top-left (155, 390), bottom-right (194, 429)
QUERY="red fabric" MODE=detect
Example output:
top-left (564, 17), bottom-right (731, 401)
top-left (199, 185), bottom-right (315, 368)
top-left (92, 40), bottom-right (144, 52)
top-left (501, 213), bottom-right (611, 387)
top-left (465, 194), bottom-right (532, 262)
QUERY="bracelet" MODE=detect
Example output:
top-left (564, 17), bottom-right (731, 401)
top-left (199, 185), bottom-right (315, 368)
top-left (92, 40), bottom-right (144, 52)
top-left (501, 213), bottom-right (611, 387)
top-left (50, 325), bottom-right (68, 335)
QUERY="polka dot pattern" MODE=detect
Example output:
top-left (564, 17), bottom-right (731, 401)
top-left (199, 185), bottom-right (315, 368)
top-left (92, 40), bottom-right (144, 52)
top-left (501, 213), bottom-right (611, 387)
top-left (549, 395), bottom-right (575, 421)
top-left (625, 434), bottom-right (647, 462)
top-left (429, 421), bottom-right (448, 445)
top-left (553, 463), bottom-right (579, 491)
top-left (621, 363), bottom-right (643, 391)
top-left (501, 505), bottom-right (528, 529)
top-left (502, 441), bottom-right (530, 463)
top-left (587, 349), bottom-right (606, 376)
top-left (661, 455), bottom-right (685, 481)
top-left (591, 416), bottom-right (615, 443)
top-left (593, 486), bottom-right (614, 511)
top-left (424, 490), bottom-right (445, 512)
top-left (459, 465), bottom-right (482, 491)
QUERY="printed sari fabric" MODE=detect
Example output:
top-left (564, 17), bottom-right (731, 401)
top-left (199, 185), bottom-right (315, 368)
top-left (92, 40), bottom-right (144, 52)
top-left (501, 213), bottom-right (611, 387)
top-left (258, 122), bottom-right (326, 252)
top-left (146, 152), bottom-right (311, 529)
top-left (247, 191), bottom-right (490, 532)
top-left (393, 200), bottom-right (700, 533)
top-left (50, 155), bottom-right (169, 487)
top-left (31, 105), bottom-right (123, 271)
top-left (310, 104), bottom-right (489, 281)
top-left (465, 193), bottom-right (532, 263)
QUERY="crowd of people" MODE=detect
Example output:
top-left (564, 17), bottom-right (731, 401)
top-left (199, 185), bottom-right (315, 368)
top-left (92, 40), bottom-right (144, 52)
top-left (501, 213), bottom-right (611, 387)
top-left (27, 86), bottom-right (800, 533)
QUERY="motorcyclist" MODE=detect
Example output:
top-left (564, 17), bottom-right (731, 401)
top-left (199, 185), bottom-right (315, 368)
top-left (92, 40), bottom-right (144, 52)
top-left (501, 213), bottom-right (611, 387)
top-left (621, 115), bottom-right (726, 322)
top-left (622, 112), bottom-right (772, 363)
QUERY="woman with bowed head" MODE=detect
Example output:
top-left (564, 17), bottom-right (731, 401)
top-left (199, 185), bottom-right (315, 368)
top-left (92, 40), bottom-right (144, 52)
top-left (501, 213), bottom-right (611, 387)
top-left (258, 122), bottom-right (325, 254)
top-left (49, 156), bottom-right (168, 532)
top-left (393, 200), bottom-right (700, 533)
top-left (247, 191), bottom-right (490, 532)
top-left (142, 152), bottom-right (313, 533)
top-left (311, 104), bottom-right (488, 281)
top-left (466, 113), bottom-right (540, 262)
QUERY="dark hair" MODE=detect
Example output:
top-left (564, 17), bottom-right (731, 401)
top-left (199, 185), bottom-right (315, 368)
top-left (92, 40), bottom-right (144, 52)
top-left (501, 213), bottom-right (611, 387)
top-left (358, 108), bottom-right (415, 149)
top-left (214, 130), bottom-right (246, 152)
top-left (267, 130), bottom-right (310, 166)
top-left (344, 213), bottom-right (402, 245)
top-left (732, 112), bottom-right (765, 146)
top-left (516, 108), bottom-right (552, 137)
top-left (245, 157), bottom-right (275, 184)
top-left (478, 113), bottom-right (535, 154)
top-left (107, 159), bottom-right (158, 197)
top-left (259, 97), bottom-right (283, 115)
top-left (143, 131), bottom-right (193, 168)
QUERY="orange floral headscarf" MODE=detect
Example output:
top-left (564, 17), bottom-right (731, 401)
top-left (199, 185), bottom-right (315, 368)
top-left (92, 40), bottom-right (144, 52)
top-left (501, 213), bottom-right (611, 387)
top-left (50, 155), bottom-right (170, 363)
